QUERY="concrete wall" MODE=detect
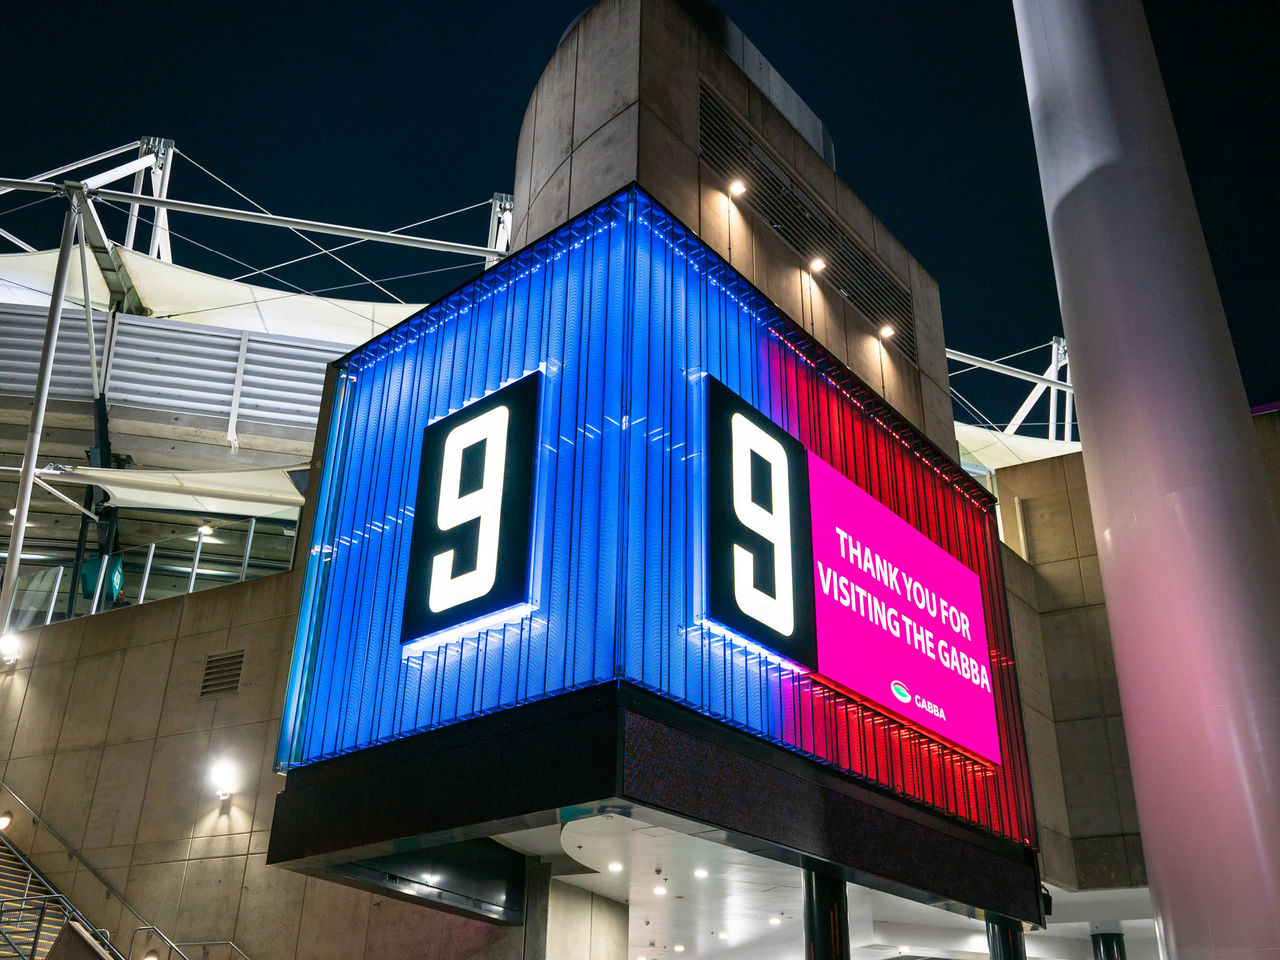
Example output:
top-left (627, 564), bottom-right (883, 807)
top-left (997, 453), bottom-right (1145, 890)
top-left (508, 0), bottom-right (957, 460)
top-left (0, 573), bottom-right (533, 960)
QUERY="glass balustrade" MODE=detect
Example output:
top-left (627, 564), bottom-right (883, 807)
top-left (2, 515), bottom-right (297, 631)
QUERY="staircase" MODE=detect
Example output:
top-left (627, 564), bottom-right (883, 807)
top-left (0, 837), bottom-right (92, 960)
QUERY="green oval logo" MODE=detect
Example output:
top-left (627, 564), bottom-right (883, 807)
top-left (891, 681), bottom-right (911, 704)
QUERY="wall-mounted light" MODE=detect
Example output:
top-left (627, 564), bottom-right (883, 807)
top-left (809, 257), bottom-right (826, 273)
top-left (198, 524), bottom-right (213, 536)
top-left (728, 179), bottom-right (746, 197)
top-left (879, 324), bottom-right (895, 340)
top-left (0, 811), bottom-right (12, 830)
top-left (0, 634), bottom-right (19, 666)
top-left (209, 758), bottom-right (238, 801)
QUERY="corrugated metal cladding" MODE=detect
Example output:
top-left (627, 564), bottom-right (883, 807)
top-left (279, 186), bottom-right (1035, 847)
top-left (0, 307), bottom-right (343, 433)
top-left (698, 85), bottom-right (918, 362)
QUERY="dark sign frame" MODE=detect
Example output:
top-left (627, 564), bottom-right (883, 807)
top-left (401, 373), bottom-right (541, 646)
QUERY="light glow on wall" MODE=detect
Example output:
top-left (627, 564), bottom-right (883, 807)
top-left (277, 187), bottom-right (1035, 845)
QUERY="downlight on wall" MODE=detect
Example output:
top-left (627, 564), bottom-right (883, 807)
top-left (0, 634), bottom-right (20, 665)
top-left (209, 758), bottom-right (239, 800)
top-left (879, 324), bottom-right (896, 339)
top-left (728, 179), bottom-right (746, 197)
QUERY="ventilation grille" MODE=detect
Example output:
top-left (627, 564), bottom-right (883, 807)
top-left (698, 85), bottom-right (917, 361)
top-left (200, 650), bottom-right (246, 698)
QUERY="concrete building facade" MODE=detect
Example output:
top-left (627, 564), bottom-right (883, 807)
top-left (9, 2), bottom-right (1262, 959)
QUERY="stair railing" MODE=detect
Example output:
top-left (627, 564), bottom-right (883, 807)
top-left (0, 888), bottom-right (124, 960)
top-left (0, 780), bottom-right (256, 960)
top-left (0, 778), bottom-right (147, 934)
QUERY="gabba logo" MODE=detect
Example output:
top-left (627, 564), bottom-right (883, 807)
top-left (890, 680), bottom-right (911, 704)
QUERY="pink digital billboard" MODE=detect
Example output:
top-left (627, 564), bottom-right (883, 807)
top-left (807, 453), bottom-right (1002, 764)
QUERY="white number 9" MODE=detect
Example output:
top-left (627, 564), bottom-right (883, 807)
top-left (428, 405), bottom-right (510, 613)
top-left (729, 412), bottom-right (794, 636)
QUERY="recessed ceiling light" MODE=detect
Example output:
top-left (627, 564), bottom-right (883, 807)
top-left (673, 946), bottom-right (685, 954)
top-left (653, 885), bottom-right (667, 896)
top-left (769, 917), bottom-right (782, 926)
top-left (608, 862), bottom-right (623, 873)
top-left (728, 180), bottom-right (746, 197)
top-left (717, 932), bottom-right (729, 940)
top-left (693, 868), bottom-right (708, 879)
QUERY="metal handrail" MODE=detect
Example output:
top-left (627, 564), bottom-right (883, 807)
top-left (0, 888), bottom-right (124, 960)
top-left (130, 925), bottom-right (192, 960)
top-left (0, 779), bottom-right (147, 931)
top-left (176, 940), bottom-right (254, 960)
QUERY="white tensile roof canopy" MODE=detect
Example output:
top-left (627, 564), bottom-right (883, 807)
top-left (0, 247), bottom-right (421, 345)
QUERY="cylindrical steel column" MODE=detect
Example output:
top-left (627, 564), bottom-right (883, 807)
top-left (1093, 932), bottom-right (1127, 960)
top-left (0, 204), bottom-right (79, 630)
top-left (987, 916), bottom-right (1027, 960)
top-left (1012, 4), bottom-right (1280, 960)
top-left (802, 869), bottom-right (849, 960)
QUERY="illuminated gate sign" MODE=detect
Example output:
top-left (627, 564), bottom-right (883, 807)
top-left (401, 374), bottom-right (540, 653)
top-left (705, 377), bottom-right (1000, 763)
top-left (279, 186), bottom-right (1034, 846)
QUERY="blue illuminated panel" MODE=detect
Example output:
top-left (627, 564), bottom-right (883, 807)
top-left (278, 187), bottom-right (1035, 844)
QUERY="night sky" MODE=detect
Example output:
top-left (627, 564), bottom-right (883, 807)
top-left (3, 1), bottom-right (1276, 424)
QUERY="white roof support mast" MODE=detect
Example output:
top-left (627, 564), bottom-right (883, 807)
top-left (0, 143), bottom-right (512, 628)
top-left (946, 337), bottom-right (1075, 441)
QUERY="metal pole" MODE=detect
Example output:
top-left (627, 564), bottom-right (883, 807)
top-left (123, 145), bottom-right (150, 251)
top-left (92, 188), bottom-right (506, 259)
top-left (1092, 933), bottom-right (1126, 960)
top-left (239, 518), bottom-right (256, 582)
top-left (1014, 4), bottom-right (1280, 959)
top-left (946, 348), bottom-right (1075, 392)
top-left (1062, 362), bottom-right (1074, 442)
top-left (188, 529), bottom-right (205, 594)
top-left (0, 179), bottom-right (508, 260)
top-left (0, 225), bottom-right (35, 252)
top-left (801, 869), bottom-right (850, 960)
top-left (90, 555), bottom-right (108, 614)
top-left (76, 216), bottom-right (101, 398)
top-left (148, 149), bottom-right (174, 263)
top-left (0, 141), bottom-right (138, 198)
top-left (138, 543), bottom-right (155, 604)
top-left (0, 205), bottom-right (78, 630)
top-left (45, 566), bottom-right (63, 625)
top-left (1047, 338), bottom-right (1061, 440)
top-left (987, 917), bottom-right (1027, 960)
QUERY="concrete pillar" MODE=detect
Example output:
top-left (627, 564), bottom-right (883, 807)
top-left (987, 917), bottom-right (1027, 960)
top-left (802, 870), bottom-right (849, 960)
top-left (1012, 3), bottom-right (1280, 960)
